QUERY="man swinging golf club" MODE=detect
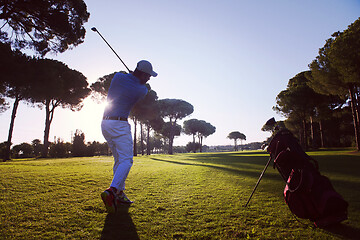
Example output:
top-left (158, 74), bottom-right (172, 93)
top-left (101, 60), bottom-right (157, 213)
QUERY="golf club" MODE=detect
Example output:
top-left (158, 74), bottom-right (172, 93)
top-left (244, 156), bottom-right (272, 207)
top-left (91, 27), bottom-right (131, 72)
top-left (244, 117), bottom-right (279, 207)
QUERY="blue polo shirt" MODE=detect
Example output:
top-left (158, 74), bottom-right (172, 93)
top-left (103, 72), bottom-right (148, 118)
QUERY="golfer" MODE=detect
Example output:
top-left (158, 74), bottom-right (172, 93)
top-left (101, 60), bottom-right (157, 212)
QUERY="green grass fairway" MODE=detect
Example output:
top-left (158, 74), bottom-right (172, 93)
top-left (1, 151), bottom-right (360, 239)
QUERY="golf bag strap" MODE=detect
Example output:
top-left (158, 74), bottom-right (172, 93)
top-left (271, 140), bottom-right (281, 168)
top-left (272, 149), bottom-right (291, 182)
top-left (286, 169), bottom-right (304, 193)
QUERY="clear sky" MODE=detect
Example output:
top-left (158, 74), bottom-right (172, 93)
top-left (1, 0), bottom-right (360, 147)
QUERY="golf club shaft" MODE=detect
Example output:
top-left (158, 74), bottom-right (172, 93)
top-left (244, 156), bottom-right (272, 207)
top-left (92, 27), bottom-right (131, 72)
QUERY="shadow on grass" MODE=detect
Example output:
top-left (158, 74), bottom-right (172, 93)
top-left (149, 153), bottom-right (360, 195)
top-left (323, 223), bottom-right (360, 240)
top-left (101, 205), bottom-right (139, 240)
top-left (148, 156), bottom-right (281, 182)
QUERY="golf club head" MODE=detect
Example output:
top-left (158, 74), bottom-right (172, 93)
top-left (265, 117), bottom-right (276, 127)
top-left (91, 27), bottom-right (97, 32)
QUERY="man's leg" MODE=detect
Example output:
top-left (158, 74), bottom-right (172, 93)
top-left (109, 122), bottom-right (133, 192)
top-left (107, 140), bottom-right (121, 177)
top-left (100, 120), bottom-right (129, 212)
top-left (101, 120), bottom-right (134, 206)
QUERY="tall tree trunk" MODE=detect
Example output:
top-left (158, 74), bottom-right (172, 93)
top-left (168, 136), bottom-right (173, 154)
top-left (140, 123), bottom-right (144, 155)
top-left (310, 116), bottom-right (316, 149)
top-left (168, 119), bottom-right (174, 155)
top-left (298, 129), bottom-right (303, 147)
top-left (349, 86), bottom-right (360, 151)
top-left (319, 119), bottom-right (325, 148)
top-left (234, 139), bottom-right (237, 151)
top-left (4, 96), bottom-right (20, 161)
top-left (41, 99), bottom-right (57, 157)
top-left (200, 136), bottom-right (203, 152)
top-left (42, 100), bottom-right (51, 157)
top-left (146, 124), bottom-right (151, 155)
top-left (355, 87), bottom-right (360, 127)
top-left (133, 118), bottom-right (137, 156)
top-left (192, 134), bottom-right (196, 153)
top-left (302, 118), bottom-right (308, 151)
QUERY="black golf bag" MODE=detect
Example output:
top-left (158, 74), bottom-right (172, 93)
top-left (267, 129), bottom-right (348, 227)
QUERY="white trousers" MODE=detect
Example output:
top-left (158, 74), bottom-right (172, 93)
top-left (101, 120), bottom-right (133, 192)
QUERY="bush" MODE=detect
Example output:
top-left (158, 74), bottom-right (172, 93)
top-left (49, 141), bottom-right (71, 158)
top-left (72, 130), bottom-right (87, 157)
top-left (186, 142), bottom-right (201, 153)
top-left (12, 143), bottom-right (33, 158)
